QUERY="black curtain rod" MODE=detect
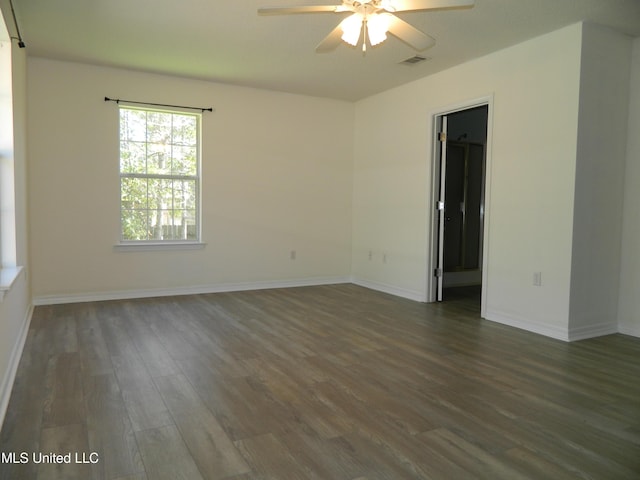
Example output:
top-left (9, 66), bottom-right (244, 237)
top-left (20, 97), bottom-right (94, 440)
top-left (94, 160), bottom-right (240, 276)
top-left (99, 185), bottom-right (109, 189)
top-left (9, 0), bottom-right (26, 48)
top-left (104, 97), bottom-right (213, 113)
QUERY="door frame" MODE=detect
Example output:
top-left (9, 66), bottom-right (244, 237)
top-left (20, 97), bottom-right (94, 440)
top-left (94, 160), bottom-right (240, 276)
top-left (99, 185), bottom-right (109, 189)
top-left (426, 95), bottom-right (494, 317)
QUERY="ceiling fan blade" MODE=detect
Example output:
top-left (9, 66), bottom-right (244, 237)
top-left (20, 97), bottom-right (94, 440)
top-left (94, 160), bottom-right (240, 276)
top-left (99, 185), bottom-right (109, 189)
top-left (315, 23), bottom-right (346, 53)
top-left (387, 15), bottom-right (435, 50)
top-left (389, 0), bottom-right (474, 12)
top-left (258, 5), bottom-right (343, 15)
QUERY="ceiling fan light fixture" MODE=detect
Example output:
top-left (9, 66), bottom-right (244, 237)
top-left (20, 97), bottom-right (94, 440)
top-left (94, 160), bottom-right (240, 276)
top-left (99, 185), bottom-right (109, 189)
top-left (259, 0), bottom-right (476, 53)
top-left (341, 13), bottom-right (363, 46)
top-left (367, 13), bottom-right (391, 46)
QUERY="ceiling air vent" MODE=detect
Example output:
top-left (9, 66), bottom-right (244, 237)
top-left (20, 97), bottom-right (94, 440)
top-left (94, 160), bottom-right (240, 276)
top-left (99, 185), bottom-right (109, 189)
top-left (399, 55), bottom-right (429, 65)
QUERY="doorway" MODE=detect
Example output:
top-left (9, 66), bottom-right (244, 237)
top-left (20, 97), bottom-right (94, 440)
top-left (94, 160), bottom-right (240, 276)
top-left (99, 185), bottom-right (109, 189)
top-left (431, 103), bottom-right (489, 308)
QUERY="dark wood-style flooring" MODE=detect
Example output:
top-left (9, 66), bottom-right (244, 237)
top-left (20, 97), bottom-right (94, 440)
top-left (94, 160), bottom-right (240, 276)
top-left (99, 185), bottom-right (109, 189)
top-left (1, 284), bottom-right (639, 479)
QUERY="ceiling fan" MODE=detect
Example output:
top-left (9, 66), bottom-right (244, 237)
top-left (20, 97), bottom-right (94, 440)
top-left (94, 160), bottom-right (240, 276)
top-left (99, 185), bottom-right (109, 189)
top-left (258, 0), bottom-right (475, 53)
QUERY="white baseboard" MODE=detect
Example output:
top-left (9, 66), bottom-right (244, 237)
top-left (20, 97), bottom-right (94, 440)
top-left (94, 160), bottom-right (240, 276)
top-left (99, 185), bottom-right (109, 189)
top-left (32, 276), bottom-right (351, 306)
top-left (0, 304), bottom-right (34, 429)
top-left (617, 323), bottom-right (640, 339)
top-left (350, 277), bottom-right (427, 302)
top-left (567, 322), bottom-right (619, 342)
top-left (484, 309), bottom-right (570, 341)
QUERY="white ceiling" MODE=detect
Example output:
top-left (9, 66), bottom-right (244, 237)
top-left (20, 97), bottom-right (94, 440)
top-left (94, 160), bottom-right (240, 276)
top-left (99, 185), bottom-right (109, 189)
top-left (2, 0), bottom-right (640, 101)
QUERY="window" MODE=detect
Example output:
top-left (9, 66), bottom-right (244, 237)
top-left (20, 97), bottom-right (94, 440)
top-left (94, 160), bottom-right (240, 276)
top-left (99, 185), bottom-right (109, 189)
top-left (119, 106), bottom-right (200, 243)
top-left (1, 33), bottom-right (23, 300)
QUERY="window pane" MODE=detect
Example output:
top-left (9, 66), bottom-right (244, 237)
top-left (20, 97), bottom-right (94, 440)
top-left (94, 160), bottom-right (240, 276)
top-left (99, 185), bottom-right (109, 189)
top-left (147, 143), bottom-right (172, 175)
top-left (168, 210), bottom-right (197, 240)
top-left (147, 178), bottom-right (173, 211)
top-left (172, 115), bottom-right (197, 146)
top-left (147, 111), bottom-right (172, 144)
top-left (120, 141), bottom-right (146, 174)
top-left (184, 210), bottom-right (197, 240)
top-left (120, 109), bottom-right (147, 142)
top-left (149, 209), bottom-right (176, 240)
top-left (121, 209), bottom-right (151, 240)
top-left (121, 177), bottom-right (148, 209)
top-left (174, 180), bottom-right (196, 210)
top-left (172, 146), bottom-right (197, 176)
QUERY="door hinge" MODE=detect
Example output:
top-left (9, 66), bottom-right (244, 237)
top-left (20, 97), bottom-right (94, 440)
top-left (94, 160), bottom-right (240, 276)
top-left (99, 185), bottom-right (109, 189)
top-left (439, 132), bottom-right (447, 142)
top-left (434, 268), bottom-right (443, 278)
top-left (437, 201), bottom-right (445, 211)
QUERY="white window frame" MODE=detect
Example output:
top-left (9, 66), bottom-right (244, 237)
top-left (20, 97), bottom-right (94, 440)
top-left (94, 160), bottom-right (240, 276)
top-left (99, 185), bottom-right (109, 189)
top-left (116, 105), bottom-right (203, 249)
top-left (0, 36), bottom-right (24, 300)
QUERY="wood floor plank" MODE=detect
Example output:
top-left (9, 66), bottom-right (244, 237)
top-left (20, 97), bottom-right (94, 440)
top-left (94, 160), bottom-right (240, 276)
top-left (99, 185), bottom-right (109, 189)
top-left (119, 304), bottom-right (181, 379)
top-left (110, 354), bottom-right (156, 393)
top-left (120, 384), bottom-right (174, 433)
top-left (111, 474), bottom-right (148, 480)
top-left (171, 409), bottom-right (251, 479)
top-left (84, 374), bottom-right (145, 480)
top-left (329, 431), bottom-right (458, 480)
top-left (500, 389), bottom-right (640, 464)
top-left (188, 373), bottom-right (292, 442)
top-left (420, 428), bottom-right (532, 480)
top-left (37, 424), bottom-right (91, 480)
top-left (42, 352), bottom-right (84, 428)
top-left (76, 305), bottom-right (114, 377)
top-left (502, 446), bottom-right (591, 480)
top-left (276, 431), bottom-right (367, 480)
top-left (134, 425), bottom-right (203, 480)
top-left (47, 312), bottom-right (79, 355)
top-left (145, 316), bottom-right (200, 362)
top-left (153, 373), bottom-right (208, 416)
top-left (234, 433), bottom-right (321, 480)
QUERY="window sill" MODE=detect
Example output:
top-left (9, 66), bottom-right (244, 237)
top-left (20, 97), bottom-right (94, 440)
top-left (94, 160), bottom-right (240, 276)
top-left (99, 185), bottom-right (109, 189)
top-left (113, 242), bottom-right (207, 252)
top-left (0, 266), bottom-right (25, 302)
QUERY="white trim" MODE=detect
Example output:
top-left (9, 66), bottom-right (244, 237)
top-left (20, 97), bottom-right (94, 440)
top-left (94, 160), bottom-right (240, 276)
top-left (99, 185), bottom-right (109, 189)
top-left (0, 304), bottom-right (33, 429)
top-left (486, 311), bottom-right (620, 342)
top-left (618, 324), bottom-right (640, 339)
top-left (32, 276), bottom-right (351, 306)
top-left (351, 277), bottom-right (427, 302)
top-left (484, 309), bottom-right (570, 341)
top-left (113, 242), bottom-right (206, 252)
top-left (567, 322), bottom-right (619, 342)
top-left (0, 266), bottom-right (24, 302)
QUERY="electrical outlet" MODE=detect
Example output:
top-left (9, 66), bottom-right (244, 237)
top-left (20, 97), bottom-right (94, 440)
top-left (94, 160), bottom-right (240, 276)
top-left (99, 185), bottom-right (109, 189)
top-left (290, 250), bottom-right (296, 260)
top-left (533, 271), bottom-right (542, 286)
top-left (368, 250), bottom-right (372, 261)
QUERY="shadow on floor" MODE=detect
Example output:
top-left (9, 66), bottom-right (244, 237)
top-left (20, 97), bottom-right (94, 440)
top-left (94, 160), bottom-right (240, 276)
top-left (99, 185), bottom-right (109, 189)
top-left (443, 285), bottom-right (481, 313)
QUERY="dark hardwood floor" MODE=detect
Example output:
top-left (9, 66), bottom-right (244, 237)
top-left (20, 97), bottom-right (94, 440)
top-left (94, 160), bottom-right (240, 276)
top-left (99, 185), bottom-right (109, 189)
top-left (1, 284), bottom-right (639, 479)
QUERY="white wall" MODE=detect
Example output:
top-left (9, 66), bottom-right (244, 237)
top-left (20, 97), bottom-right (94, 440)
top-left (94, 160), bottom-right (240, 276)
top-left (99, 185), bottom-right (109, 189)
top-left (619, 37), bottom-right (640, 337)
top-left (352, 24), bottom-right (584, 339)
top-left (28, 59), bottom-right (354, 302)
top-left (568, 24), bottom-right (632, 340)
